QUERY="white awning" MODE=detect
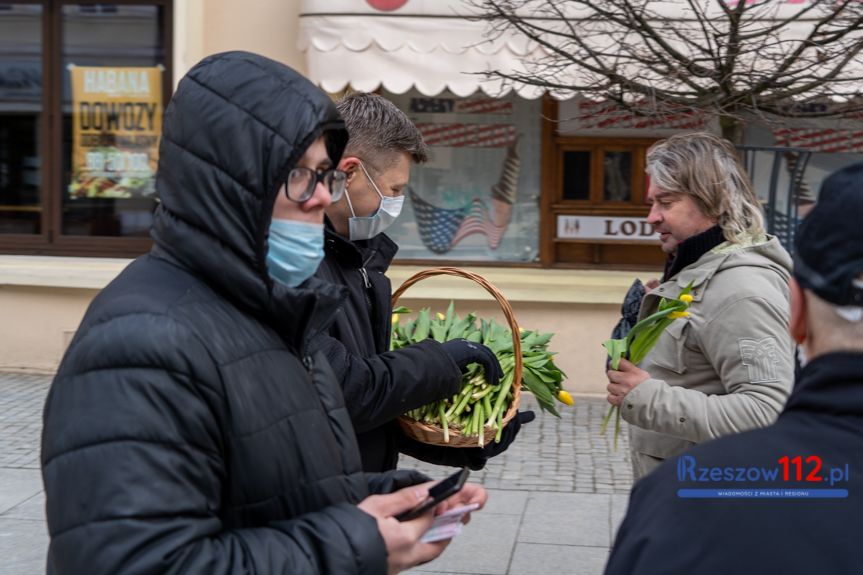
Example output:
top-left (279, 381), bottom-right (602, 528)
top-left (299, 0), bottom-right (863, 100)
top-left (298, 0), bottom-right (549, 98)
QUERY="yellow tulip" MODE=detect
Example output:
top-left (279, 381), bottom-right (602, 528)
top-left (391, 314), bottom-right (399, 325)
top-left (668, 310), bottom-right (690, 319)
top-left (679, 294), bottom-right (694, 304)
top-left (557, 390), bottom-right (575, 406)
top-left (437, 312), bottom-right (446, 321)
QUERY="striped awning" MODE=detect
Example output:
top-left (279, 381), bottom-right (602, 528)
top-left (298, 0), bottom-right (549, 98)
top-left (299, 0), bottom-right (863, 101)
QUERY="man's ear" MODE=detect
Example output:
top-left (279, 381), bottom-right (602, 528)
top-left (338, 156), bottom-right (362, 184)
top-left (789, 277), bottom-right (808, 345)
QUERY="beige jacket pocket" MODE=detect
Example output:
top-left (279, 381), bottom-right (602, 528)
top-left (629, 426), bottom-right (695, 460)
top-left (646, 319), bottom-right (689, 375)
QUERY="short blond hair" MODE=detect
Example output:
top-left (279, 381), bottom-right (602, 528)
top-left (646, 132), bottom-right (764, 244)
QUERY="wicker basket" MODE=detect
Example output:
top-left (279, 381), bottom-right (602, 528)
top-left (392, 267), bottom-right (522, 448)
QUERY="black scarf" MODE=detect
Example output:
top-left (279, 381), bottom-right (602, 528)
top-left (662, 225), bottom-right (725, 282)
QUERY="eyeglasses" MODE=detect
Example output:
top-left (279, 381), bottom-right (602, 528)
top-left (285, 168), bottom-right (347, 203)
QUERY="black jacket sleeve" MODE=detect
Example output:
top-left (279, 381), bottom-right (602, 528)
top-left (42, 318), bottom-right (387, 575)
top-left (311, 335), bottom-right (463, 434)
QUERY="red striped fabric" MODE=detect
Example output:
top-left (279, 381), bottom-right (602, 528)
top-left (773, 128), bottom-right (863, 153)
top-left (454, 98), bottom-right (513, 115)
top-left (416, 123), bottom-right (517, 148)
top-left (450, 199), bottom-right (506, 249)
top-left (577, 100), bottom-right (707, 130)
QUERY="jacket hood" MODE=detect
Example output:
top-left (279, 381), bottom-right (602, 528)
top-left (714, 235), bottom-right (792, 280)
top-left (150, 51), bottom-right (348, 343)
top-left (669, 235), bottom-right (792, 301)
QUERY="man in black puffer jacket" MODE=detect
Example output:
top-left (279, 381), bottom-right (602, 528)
top-left (41, 52), bottom-right (486, 575)
top-left (310, 93), bottom-right (533, 473)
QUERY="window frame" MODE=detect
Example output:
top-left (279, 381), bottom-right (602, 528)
top-left (0, 0), bottom-right (172, 257)
top-left (539, 97), bottom-right (664, 268)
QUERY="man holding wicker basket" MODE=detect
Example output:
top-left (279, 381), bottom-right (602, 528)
top-left (310, 92), bottom-right (535, 473)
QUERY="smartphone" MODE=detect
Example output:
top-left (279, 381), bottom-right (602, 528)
top-left (395, 467), bottom-right (470, 522)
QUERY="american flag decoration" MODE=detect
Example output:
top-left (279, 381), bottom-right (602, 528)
top-left (410, 189), bottom-right (468, 254)
top-left (409, 192), bottom-right (507, 254)
top-left (450, 199), bottom-right (507, 249)
top-left (773, 128), bottom-right (863, 153)
top-left (410, 137), bottom-right (521, 254)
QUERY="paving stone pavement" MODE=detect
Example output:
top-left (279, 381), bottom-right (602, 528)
top-left (0, 372), bottom-right (634, 575)
top-left (0, 373), bottom-right (49, 471)
top-left (399, 393), bottom-right (633, 494)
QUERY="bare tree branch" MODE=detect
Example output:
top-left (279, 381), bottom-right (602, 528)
top-left (469, 0), bottom-right (863, 142)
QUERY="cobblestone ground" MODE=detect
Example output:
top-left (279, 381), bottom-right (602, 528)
top-left (1, 372), bottom-right (632, 575)
top-left (400, 394), bottom-right (633, 494)
top-left (0, 372), bottom-right (633, 493)
top-left (0, 373), bottom-right (51, 470)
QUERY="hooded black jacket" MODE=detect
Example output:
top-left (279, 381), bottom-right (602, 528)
top-left (41, 51), bottom-right (424, 575)
top-left (312, 226), bottom-right (495, 472)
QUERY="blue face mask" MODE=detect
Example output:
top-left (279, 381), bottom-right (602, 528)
top-left (266, 218), bottom-right (325, 288)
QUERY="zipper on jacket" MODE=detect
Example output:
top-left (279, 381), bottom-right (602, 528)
top-left (358, 266), bottom-right (371, 289)
top-left (358, 266), bottom-right (374, 311)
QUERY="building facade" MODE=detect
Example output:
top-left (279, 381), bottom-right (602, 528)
top-left (2, 0), bottom-right (861, 395)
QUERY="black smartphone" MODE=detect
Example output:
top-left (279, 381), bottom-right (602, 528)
top-left (395, 467), bottom-right (470, 522)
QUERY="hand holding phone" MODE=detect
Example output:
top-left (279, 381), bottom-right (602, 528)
top-left (394, 467), bottom-right (470, 522)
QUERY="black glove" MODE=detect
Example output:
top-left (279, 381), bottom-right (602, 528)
top-left (482, 410), bottom-right (535, 459)
top-left (462, 410), bottom-right (536, 469)
top-left (399, 410), bottom-right (536, 471)
top-left (440, 338), bottom-right (504, 386)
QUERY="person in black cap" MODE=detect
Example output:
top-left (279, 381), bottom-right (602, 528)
top-left (604, 161), bottom-right (863, 575)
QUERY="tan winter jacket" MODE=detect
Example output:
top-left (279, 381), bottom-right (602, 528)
top-left (623, 235), bottom-right (795, 480)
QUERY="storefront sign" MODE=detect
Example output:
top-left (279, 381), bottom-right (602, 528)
top-left (68, 65), bottom-right (162, 199)
top-left (557, 215), bottom-right (657, 242)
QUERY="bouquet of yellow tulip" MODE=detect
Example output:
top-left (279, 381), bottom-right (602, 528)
top-left (601, 282), bottom-right (694, 449)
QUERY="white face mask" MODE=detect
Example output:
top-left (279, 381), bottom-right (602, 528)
top-left (344, 161), bottom-right (404, 241)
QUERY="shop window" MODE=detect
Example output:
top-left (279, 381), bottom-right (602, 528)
top-left (0, 1), bottom-right (171, 256)
top-left (541, 130), bottom-right (666, 267)
top-left (382, 89), bottom-right (541, 264)
top-left (0, 4), bottom-right (42, 235)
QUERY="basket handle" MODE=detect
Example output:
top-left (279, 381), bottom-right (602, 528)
top-left (391, 267), bottom-right (522, 393)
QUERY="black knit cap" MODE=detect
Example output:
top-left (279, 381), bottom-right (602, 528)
top-left (794, 161), bottom-right (863, 306)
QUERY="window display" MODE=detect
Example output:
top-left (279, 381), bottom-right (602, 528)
top-left (0, 4), bottom-right (42, 235)
top-left (383, 90), bottom-right (541, 263)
